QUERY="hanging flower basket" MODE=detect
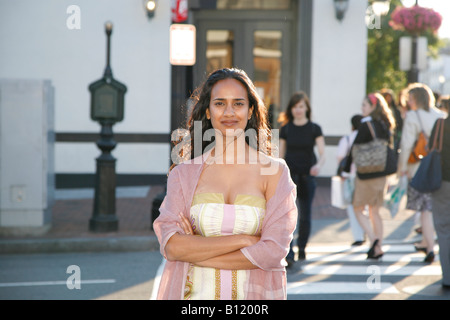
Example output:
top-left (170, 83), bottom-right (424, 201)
top-left (389, 5), bottom-right (442, 36)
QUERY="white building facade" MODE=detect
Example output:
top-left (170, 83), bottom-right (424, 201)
top-left (0, 0), bottom-right (368, 232)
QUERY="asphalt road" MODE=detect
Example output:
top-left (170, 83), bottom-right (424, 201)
top-left (1, 245), bottom-right (449, 300)
top-left (0, 251), bottom-right (162, 300)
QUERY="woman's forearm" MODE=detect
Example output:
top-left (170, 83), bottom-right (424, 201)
top-left (194, 250), bottom-right (259, 270)
top-left (165, 233), bottom-right (258, 263)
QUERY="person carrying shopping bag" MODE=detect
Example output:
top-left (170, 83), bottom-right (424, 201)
top-left (397, 83), bottom-right (445, 263)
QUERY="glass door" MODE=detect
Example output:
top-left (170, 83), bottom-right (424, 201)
top-left (195, 20), bottom-right (291, 128)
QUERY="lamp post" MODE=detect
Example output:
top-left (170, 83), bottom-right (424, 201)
top-left (88, 22), bottom-right (127, 232)
top-left (145, 0), bottom-right (157, 18)
top-left (402, 0), bottom-right (420, 83)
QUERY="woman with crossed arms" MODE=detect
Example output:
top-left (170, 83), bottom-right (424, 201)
top-left (153, 68), bottom-right (297, 300)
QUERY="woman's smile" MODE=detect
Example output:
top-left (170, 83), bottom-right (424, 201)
top-left (221, 119), bottom-right (239, 127)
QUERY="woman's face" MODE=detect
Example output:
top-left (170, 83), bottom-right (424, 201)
top-left (361, 98), bottom-right (376, 117)
top-left (206, 78), bottom-right (252, 137)
top-left (408, 93), bottom-right (417, 110)
top-left (291, 99), bottom-right (308, 119)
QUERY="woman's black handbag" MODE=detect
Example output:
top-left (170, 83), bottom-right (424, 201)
top-left (410, 118), bottom-right (445, 193)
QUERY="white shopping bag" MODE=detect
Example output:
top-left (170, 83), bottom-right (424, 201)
top-left (331, 176), bottom-right (347, 209)
top-left (384, 175), bottom-right (408, 218)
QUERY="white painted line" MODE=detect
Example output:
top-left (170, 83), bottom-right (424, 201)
top-left (306, 252), bottom-right (440, 263)
top-left (0, 279), bottom-right (116, 287)
top-left (287, 281), bottom-right (399, 295)
top-left (306, 245), bottom-right (368, 253)
top-left (306, 244), bottom-right (439, 254)
top-left (302, 264), bottom-right (442, 276)
top-left (150, 259), bottom-right (166, 300)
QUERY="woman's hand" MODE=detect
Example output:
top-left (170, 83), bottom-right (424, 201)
top-left (166, 213), bottom-right (260, 269)
top-left (178, 213), bottom-right (194, 235)
top-left (397, 170), bottom-right (410, 179)
top-left (310, 164), bottom-right (320, 176)
top-left (177, 212), bottom-right (260, 246)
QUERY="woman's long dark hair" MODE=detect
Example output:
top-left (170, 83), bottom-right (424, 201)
top-left (170, 68), bottom-right (271, 170)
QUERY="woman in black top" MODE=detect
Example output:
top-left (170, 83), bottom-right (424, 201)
top-left (344, 93), bottom-right (396, 259)
top-left (279, 91), bottom-right (325, 264)
top-left (430, 116), bottom-right (450, 288)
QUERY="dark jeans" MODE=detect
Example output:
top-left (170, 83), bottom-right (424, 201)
top-left (287, 173), bottom-right (316, 261)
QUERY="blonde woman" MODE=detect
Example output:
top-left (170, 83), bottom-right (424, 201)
top-left (398, 83), bottom-right (445, 263)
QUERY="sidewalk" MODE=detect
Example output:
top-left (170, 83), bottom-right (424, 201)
top-left (0, 183), bottom-right (419, 254)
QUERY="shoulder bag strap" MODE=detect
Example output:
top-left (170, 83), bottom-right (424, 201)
top-left (438, 118), bottom-right (445, 152)
top-left (367, 121), bottom-right (377, 139)
top-left (415, 110), bottom-right (428, 139)
top-left (431, 118), bottom-right (445, 152)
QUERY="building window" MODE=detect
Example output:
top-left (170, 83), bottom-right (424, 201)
top-left (206, 30), bottom-right (234, 75)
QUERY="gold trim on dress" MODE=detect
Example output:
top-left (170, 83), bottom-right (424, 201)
top-left (231, 270), bottom-right (238, 300)
top-left (215, 269), bottom-right (221, 300)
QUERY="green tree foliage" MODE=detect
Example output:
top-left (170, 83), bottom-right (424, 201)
top-left (366, 0), bottom-right (443, 95)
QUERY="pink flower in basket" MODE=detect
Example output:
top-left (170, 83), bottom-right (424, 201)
top-left (389, 5), bottom-right (442, 35)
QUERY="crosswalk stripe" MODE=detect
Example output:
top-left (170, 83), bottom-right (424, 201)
top-left (287, 243), bottom-right (442, 296)
top-left (305, 244), bottom-right (439, 254)
top-left (306, 252), bottom-right (439, 263)
top-left (287, 281), bottom-right (400, 295)
top-left (301, 264), bottom-right (442, 276)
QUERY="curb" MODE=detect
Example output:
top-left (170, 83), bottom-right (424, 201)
top-left (0, 236), bottom-right (160, 254)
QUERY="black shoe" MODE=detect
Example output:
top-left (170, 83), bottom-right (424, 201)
top-left (424, 251), bottom-right (435, 263)
top-left (351, 240), bottom-right (364, 246)
top-left (367, 239), bottom-right (379, 258)
top-left (414, 243), bottom-right (427, 254)
top-left (297, 250), bottom-right (306, 261)
top-left (367, 252), bottom-right (384, 260)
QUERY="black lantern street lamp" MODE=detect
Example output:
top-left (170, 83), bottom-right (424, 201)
top-left (333, 0), bottom-right (349, 21)
top-left (88, 21), bottom-right (127, 232)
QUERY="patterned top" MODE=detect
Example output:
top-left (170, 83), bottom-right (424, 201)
top-left (184, 193), bottom-right (266, 300)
